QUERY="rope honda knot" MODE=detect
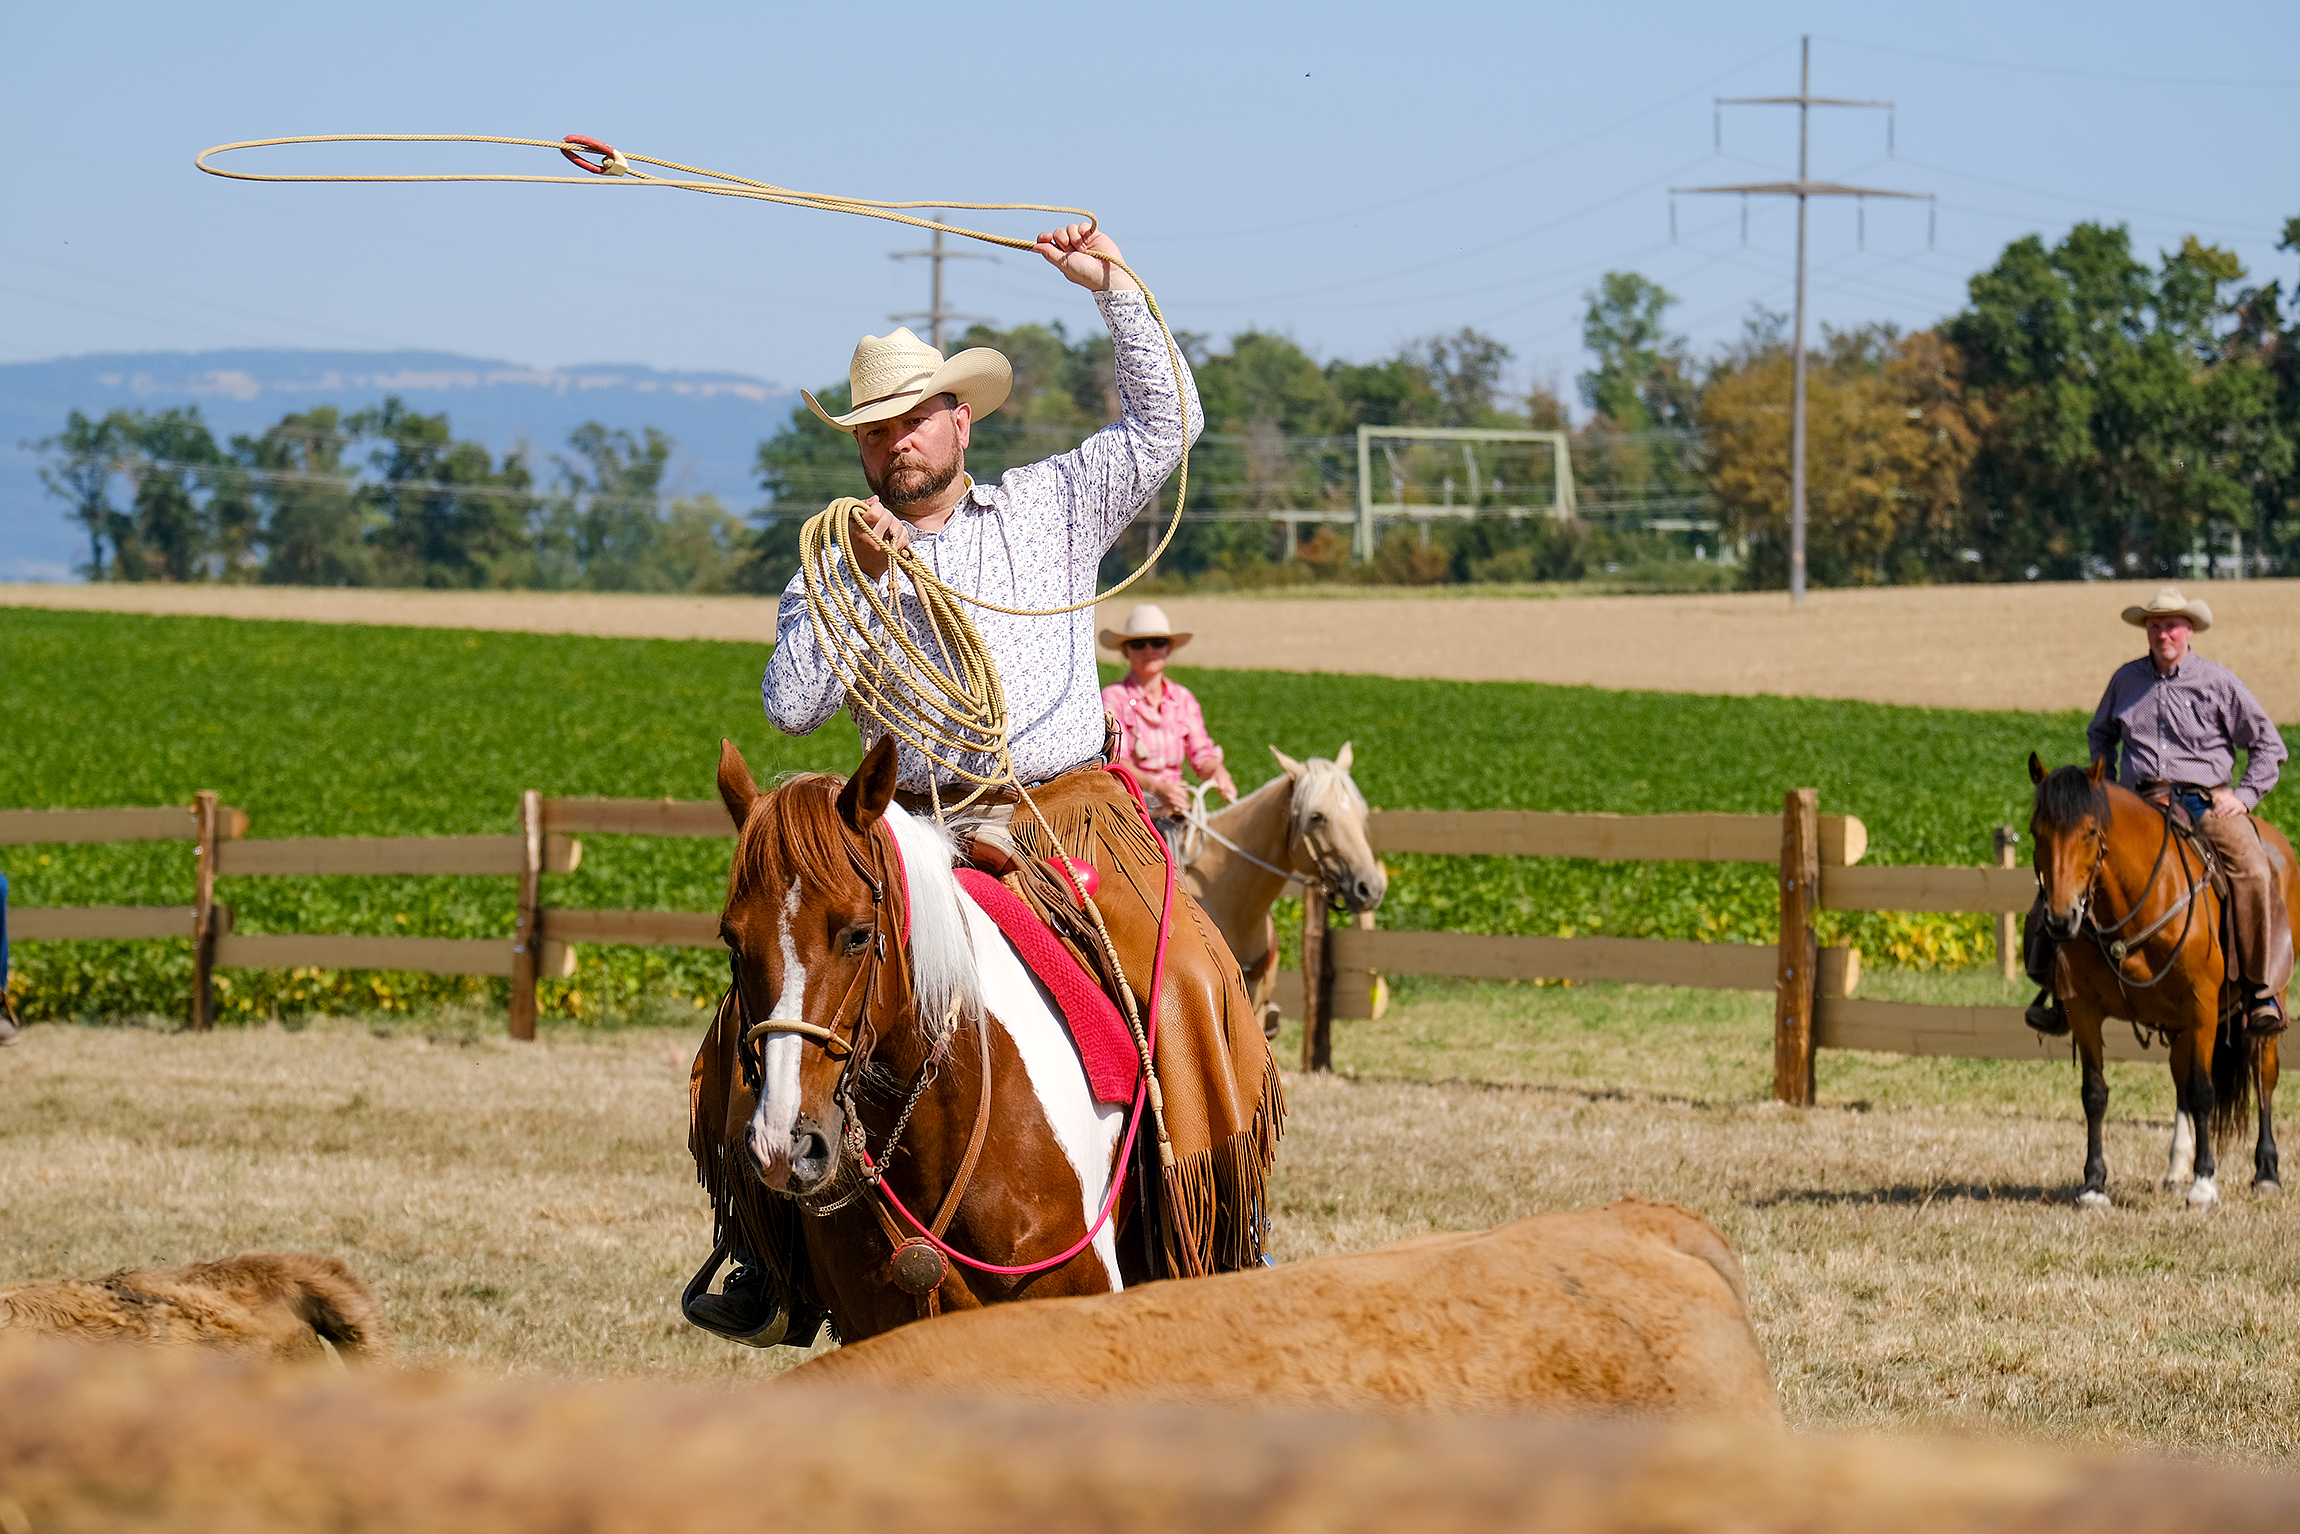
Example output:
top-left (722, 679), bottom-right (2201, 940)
top-left (559, 134), bottom-right (630, 176)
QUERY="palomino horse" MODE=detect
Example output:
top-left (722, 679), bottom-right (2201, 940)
top-left (695, 735), bottom-right (1147, 1345)
top-left (2028, 754), bottom-right (2286, 1210)
top-left (1183, 745), bottom-right (1387, 1033)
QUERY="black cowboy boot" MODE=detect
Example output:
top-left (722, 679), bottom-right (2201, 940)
top-left (684, 1261), bottom-right (834, 1349)
top-left (2246, 988), bottom-right (2288, 1038)
top-left (2024, 989), bottom-right (2069, 1037)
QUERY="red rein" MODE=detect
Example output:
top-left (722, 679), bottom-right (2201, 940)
top-left (862, 764), bottom-right (1171, 1278)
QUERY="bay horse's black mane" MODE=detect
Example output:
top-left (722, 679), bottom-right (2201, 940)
top-left (2033, 764), bottom-right (2111, 831)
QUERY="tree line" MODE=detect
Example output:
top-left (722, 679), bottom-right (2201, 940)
top-left (37, 402), bottom-right (754, 592)
top-left (38, 215), bottom-right (2300, 592)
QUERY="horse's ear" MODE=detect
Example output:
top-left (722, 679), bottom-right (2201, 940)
top-left (837, 735), bottom-right (901, 834)
top-left (2028, 752), bottom-right (2047, 786)
top-left (717, 738), bottom-right (760, 830)
top-left (2085, 757), bottom-right (2108, 786)
top-left (1334, 741), bottom-right (1354, 773)
top-left (1270, 746), bottom-right (1306, 779)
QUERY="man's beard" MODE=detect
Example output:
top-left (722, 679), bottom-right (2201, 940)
top-left (869, 447), bottom-right (961, 510)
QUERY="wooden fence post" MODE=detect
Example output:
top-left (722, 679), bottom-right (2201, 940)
top-left (1773, 788), bottom-right (1819, 1106)
top-left (508, 790), bottom-right (543, 1041)
top-left (1300, 886), bottom-right (1335, 1073)
top-left (191, 791), bottom-right (219, 1032)
top-left (1993, 826), bottom-right (2020, 984)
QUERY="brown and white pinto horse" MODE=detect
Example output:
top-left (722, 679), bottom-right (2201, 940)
top-left (2028, 754), bottom-right (2286, 1210)
top-left (698, 735), bottom-right (1139, 1344)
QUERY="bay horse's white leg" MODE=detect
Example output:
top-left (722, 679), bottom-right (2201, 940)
top-left (2163, 1110), bottom-right (2197, 1191)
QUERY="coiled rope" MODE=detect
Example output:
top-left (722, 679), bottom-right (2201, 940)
top-left (198, 132), bottom-right (1193, 800)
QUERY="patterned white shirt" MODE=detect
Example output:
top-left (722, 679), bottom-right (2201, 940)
top-left (762, 291), bottom-right (1202, 791)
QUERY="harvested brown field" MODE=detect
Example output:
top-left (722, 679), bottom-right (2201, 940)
top-left (3, 981), bottom-right (2294, 1465)
top-left (9, 577), bottom-right (2297, 715)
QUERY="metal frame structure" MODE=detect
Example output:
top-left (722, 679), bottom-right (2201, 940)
top-left (1354, 425), bottom-right (1576, 561)
top-left (1672, 37), bottom-right (1931, 606)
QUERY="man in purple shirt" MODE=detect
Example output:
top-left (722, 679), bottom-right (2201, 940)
top-left (2029, 587), bottom-right (2290, 1036)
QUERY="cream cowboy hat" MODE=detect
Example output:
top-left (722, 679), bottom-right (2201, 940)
top-left (1098, 603), bottom-right (1193, 654)
top-left (2121, 585), bottom-right (2214, 633)
top-left (803, 327), bottom-right (1012, 433)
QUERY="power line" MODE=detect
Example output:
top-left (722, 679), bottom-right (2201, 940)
top-left (1814, 35), bottom-right (2300, 91)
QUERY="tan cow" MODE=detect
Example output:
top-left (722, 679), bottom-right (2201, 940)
top-left (1, 1334), bottom-right (2294, 1533)
top-left (794, 1199), bottom-right (1779, 1421)
top-left (0, 1252), bottom-right (387, 1362)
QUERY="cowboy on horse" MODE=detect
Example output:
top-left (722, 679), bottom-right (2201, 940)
top-left (687, 222), bottom-right (1282, 1345)
top-left (2026, 585), bottom-right (2292, 1040)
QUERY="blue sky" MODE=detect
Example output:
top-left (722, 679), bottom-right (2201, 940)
top-left (6, 1), bottom-right (2296, 406)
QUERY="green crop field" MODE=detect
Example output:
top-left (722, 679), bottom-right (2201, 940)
top-left (3, 605), bottom-right (2290, 1022)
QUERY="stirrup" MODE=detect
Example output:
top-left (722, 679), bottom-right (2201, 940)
top-left (2024, 992), bottom-right (2069, 1038)
top-left (679, 1243), bottom-right (791, 1348)
top-left (2246, 993), bottom-right (2288, 1038)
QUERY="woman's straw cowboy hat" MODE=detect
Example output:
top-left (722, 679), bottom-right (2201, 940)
top-left (803, 328), bottom-right (1012, 433)
top-left (2122, 585), bottom-right (2214, 633)
top-left (1099, 603), bottom-right (1193, 654)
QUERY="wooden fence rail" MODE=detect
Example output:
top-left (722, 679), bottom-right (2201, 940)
top-left (7, 790), bottom-right (2082, 1089)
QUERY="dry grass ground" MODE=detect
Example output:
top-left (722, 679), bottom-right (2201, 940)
top-left (12, 577), bottom-right (2300, 715)
top-left (4, 984), bottom-right (2295, 1466)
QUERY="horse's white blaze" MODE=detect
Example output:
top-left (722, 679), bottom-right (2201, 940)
top-left (2164, 1111), bottom-right (2197, 1189)
top-left (748, 879), bottom-right (809, 1186)
top-left (956, 884), bottom-right (1125, 1291)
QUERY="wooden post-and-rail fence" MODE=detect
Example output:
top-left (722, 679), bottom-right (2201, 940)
top-left (7, 790), bottom-right (2075, 1101)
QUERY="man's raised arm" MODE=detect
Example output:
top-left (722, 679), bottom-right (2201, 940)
top-left (1004, 226), bottom-right (1203, 553)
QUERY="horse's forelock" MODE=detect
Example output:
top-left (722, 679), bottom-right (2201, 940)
top-left (733, 775), bottom-right (856, 909)
top-left (2033, 765), bottom-right (2110, 834)
top-left (1292, 757), bottom-right (1369, 839)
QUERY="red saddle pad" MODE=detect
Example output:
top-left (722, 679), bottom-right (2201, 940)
top-left (954, 867), bottom-right (1139, 1106)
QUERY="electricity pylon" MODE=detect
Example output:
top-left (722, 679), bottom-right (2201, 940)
top-left (1674, 37), bottom-right (1933, 607)
top-left (890, 215), bottom-right (995, 352)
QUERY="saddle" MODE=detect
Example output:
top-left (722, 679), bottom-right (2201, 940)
top-left (2138, 780), bottom-right (2228, 894)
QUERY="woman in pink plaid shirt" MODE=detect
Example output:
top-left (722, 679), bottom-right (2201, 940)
top-left (1099, 604), bottom-right (1237, 836)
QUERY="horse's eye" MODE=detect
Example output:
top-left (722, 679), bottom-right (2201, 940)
top-left (840, 925), bottom-right (872, 957)
top-left (1308, 812), bottom-right (1327, 826)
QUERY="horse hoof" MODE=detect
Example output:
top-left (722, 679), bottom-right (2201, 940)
top-left (2076, 1189), bottom-right (2112, 1211)
top-left (2255, 1179), bottom-right (2283, 1196)
top-left (2161, 1174), bottom-right (2194, 1192)
top-left (2185, 1177), bottom-right (2221, 1211)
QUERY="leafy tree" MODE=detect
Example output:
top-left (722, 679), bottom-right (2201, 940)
top-left (1947, 224), bottom-right (2291, 580)
top-left (1578, 272), bottom-right (1695, 430)
top-left (541, 423), bottom-right (674, 590)
top-left (226, 407), bottom-right (368, 586)
top-left (350, 398), bottom-right (534, 588)
top-left (1700, 325), bottom-right (1979, 586)
top-left (35, 409), bottom-right (131, 579)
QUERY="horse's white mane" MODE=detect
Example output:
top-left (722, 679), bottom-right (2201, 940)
top-left (879, 802), bottom-right (985, 1043)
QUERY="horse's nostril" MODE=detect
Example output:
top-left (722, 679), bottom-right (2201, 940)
top-left (790, 1127), bottom-right (832, 1180)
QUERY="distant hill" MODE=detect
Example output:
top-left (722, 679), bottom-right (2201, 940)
top-left (0, 349), bottom-right (805, 581)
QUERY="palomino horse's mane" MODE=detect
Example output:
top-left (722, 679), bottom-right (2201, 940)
top-left (731, 776), bottom-right (982, 1049)
top-left (2033, 764), bottom-right (2111, 832)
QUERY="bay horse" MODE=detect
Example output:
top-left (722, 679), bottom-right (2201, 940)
top-left (1183, 744), bottom-right (1387, 1033)
top-left (2027, 754), bottom-right (2286, 1210)
top-left (692, 735), bottom-right (1149, 1346)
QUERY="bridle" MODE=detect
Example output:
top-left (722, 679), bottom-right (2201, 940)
top-left (2048, 799), bottom-right (2213, 994)
top-left (1179, 774), bottom-right (1370, 910)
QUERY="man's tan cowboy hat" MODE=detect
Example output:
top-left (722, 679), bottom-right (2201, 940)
top-left (803, 327), bottom-right (1012, 433)
top-left (1099, 603), bottom-right (1193, 654)
top-left (2121, 585), bottom-right (2214, 633)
